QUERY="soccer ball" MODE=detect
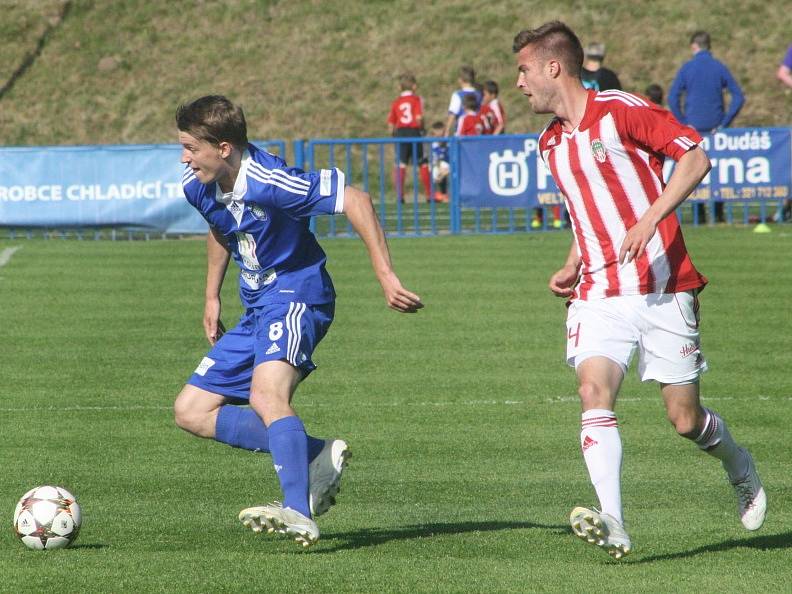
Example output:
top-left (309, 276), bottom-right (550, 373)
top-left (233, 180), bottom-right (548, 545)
top-left (13, 486), bottom-right (81, 550)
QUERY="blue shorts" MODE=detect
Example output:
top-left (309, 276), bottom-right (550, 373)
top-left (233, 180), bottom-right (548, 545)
top-left (187, 301), bottom-right (334, 400)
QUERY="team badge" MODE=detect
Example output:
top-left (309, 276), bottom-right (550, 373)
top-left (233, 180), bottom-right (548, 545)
top-left (591, 139), bottom-right (607, 163)
top-left (247, 204), bottom-right (268, 221)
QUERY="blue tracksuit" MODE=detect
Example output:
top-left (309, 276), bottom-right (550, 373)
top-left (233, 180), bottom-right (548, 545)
top-left (668, 50), bottom-right (744, 132)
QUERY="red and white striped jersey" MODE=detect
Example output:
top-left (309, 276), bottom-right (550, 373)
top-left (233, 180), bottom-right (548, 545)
top-left (387, 91), bottom-right (424, 130)
top-left (540, 89), bottom-right (708, 301)
top-left (480, 98), bottom-right (506, 134)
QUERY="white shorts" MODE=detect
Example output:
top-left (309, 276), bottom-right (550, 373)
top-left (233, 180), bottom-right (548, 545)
top-left (565, 291), bottom-right (708, 383)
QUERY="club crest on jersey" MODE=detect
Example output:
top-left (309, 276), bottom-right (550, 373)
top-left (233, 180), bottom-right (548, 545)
top-left (591, 139), bottom-right (607, 163)
top-left (246, 204), bottom-right (268, 221)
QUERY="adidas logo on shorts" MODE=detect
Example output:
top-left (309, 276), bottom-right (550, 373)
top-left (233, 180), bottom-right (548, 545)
top-left (265, 342), bottom-right (281, 355)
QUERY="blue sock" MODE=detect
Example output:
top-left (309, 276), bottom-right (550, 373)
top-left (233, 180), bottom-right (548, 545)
top-left (214, 406), bottom-right (325, 460)
top-left (307, 435), bottom-right (325, 462)
top-left (268, 415), bottom-right (311, 518)
top-left (215, 406), bottom-right (269, 452)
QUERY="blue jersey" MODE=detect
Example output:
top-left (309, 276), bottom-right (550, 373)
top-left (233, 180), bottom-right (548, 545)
top-left (431, 141), bottom-right (448, 164)
top-left (181, 143), bottom-right (345, 308)
top-left (447, 87), bottom-right (482, 118)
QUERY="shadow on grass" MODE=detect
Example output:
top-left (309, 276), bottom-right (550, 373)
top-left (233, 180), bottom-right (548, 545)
top-left (316, 520), bottom-right (568, 553)
top-left (635, 531), bottom-right (792, 563)
top-left (69, 543), bottom-right (109, 550)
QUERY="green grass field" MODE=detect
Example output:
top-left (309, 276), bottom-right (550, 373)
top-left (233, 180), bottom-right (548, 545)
top-left (1, 228), bottom-right (790, 593)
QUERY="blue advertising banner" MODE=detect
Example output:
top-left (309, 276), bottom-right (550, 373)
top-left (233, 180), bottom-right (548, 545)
top-left (458, 134), bottom-right (562, 208)
top-left (0, 140), bottom-right (286, 233)
top-left (0, 144), bottom-right (206, 233)
top-left (459, 128), bottom-right (791, 208)
top-left (663, 128), bottom-right (791, 202)
top-left (0, 132), bottom-right (788, 233)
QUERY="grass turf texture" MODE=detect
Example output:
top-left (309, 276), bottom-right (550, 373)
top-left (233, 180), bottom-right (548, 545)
top-left (1, 0), bottom-right (790, 145)
top-left (0, 228), bottom-right (790, 592)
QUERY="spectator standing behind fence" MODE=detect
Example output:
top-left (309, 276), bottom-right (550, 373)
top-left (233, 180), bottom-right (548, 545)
top-left (456, 94), bottom-right (484, 136)
top-left (429, 122), bottom-right (450, 203)
top-left (669, 31), bottom-right (744, 223)
top-left (387, 73), bottom-right (432, 203)
top-left (443, 65), bottom-right (482, 136)
top-left (669, 31), bottom-right (744, 132)
top-left (776, 43), bottom-right (792, 90)
top-left (479, 80), bottom-right (507, 134)
top-left (581, 42), bottom-right (621, 91)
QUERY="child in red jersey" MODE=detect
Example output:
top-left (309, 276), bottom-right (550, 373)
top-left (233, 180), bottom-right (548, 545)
top-left (479, 80), bottom-right (507, 135)
top-left (387, 73), bottom-right (432, 202)
top-left (455, 94), bottom-right (484, 136)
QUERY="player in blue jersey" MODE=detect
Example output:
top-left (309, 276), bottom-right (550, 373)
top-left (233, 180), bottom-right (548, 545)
top-left (173, 95), bottom-right (423, 548)
top-left (442, 65), bottom-right (483, 137)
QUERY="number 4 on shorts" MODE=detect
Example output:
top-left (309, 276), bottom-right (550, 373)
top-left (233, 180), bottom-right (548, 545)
top-left (567, 322), bottom-right (581, 347)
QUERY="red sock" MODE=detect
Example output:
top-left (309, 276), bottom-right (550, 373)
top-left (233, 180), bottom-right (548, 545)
top-left (419, 164), bottom-right (431, 200)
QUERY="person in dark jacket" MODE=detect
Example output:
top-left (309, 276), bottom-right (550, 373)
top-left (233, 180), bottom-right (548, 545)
top-left (669, 31), bottom-right (744, 222)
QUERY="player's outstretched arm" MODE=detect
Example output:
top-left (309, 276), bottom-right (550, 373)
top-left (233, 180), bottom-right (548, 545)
top-left (619, 146), bottom-right (711, 264)
top-left (342, 186), bottom-right (424, 313)
top-left (204, 227), bottom-right (231, 344)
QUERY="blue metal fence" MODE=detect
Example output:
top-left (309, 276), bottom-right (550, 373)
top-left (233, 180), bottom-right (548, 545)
top-left (1, 130), bottom-right (789, 239)
top-left (305, 136), bottom-right (458, 238)
top-left (303, 132), bottom-right (791, 238)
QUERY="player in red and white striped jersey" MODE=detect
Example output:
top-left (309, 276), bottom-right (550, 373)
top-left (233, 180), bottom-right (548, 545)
top-left (479, 80), bottom-right (506, 135)
top-left (513, 21), bottom-right (766, 560)
top-left (539, 88), bottom-right (707, 301)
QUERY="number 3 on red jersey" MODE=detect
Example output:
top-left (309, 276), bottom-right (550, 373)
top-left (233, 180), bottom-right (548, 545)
top-left (398, 102), bottom-right (414, 125)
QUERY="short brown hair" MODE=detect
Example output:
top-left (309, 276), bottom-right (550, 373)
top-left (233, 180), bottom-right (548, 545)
top-left (512, 21), bottom-right (584, 78)
top-left (483, 80), bottom-right (499, 96)
top-left (399, 73), bottom-right (417, 90)
top-left (458, 65), bottom-right (476, 83)
top-left (690, 30), bottom-right (710, 50)
top-left (176, 95), bottom-right (248, 148)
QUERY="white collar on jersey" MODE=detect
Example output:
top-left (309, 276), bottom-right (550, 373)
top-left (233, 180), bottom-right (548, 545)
top-left (215, 149), bottom-right (251, 204)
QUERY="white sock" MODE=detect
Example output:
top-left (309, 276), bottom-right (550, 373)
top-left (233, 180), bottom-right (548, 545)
top-left (581, 409), bottom-right (623, 524)
top-left (695, 408), bottom-right (750, 482)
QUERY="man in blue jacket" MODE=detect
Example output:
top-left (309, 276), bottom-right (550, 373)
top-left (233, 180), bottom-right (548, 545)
top-left (669, 31), bottom-right (744, 132)
top-left (669, 31), bottom-right (744, 223)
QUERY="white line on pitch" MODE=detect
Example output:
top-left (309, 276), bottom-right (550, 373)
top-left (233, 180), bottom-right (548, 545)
top-left (0, 246), bottom-right (21, 268)
top-left (0, 396), bottom-right (789, 413)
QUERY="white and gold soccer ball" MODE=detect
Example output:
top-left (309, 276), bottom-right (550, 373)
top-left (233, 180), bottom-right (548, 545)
top-left (13, 485), bottom-right (81, 550)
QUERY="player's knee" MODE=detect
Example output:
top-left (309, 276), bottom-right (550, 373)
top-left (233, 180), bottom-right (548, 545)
top-left (667, 410), bottom-right (699, 439)
top-left (249, 388), bottom-right (275, 414)
top-left (249, 388), bottom-right (291, 425)
top-left (578, 381), bottom-right (609, 409)
top-left (173, 396), bottom-right (196, 432)
top-left (173, 391), bottom-right (208, 434)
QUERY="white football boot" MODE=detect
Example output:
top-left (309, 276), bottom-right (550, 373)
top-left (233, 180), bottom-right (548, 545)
top-left (309, 439), bottom-right (350, 517)
top-left (731, 449), bottom-right (767, 531)
top-left (239, 502), bottom-right (319, 548)
top-left (570, 506), bottom-right (632, 560)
